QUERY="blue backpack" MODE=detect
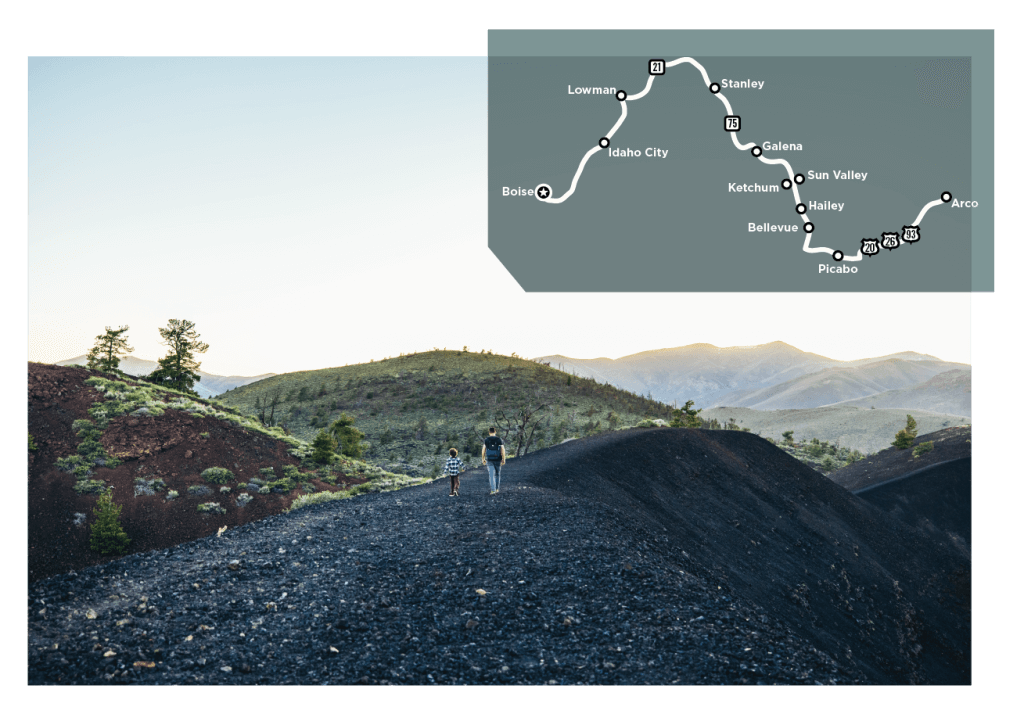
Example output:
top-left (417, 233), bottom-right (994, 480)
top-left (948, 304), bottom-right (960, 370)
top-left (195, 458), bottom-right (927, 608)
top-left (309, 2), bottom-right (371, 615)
top-left (485, 437), bottom-right (502, 461)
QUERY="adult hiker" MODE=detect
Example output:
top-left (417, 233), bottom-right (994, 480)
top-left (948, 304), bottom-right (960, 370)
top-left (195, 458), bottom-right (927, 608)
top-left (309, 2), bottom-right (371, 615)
top-left (481, 426), bottom-right (506, 494)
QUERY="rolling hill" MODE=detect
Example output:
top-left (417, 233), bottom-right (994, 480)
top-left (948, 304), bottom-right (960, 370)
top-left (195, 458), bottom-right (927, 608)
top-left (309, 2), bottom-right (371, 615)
top-left (831, 369), bottom-right (971, 417)
top-left (534, 341), bottom-right (965, 410)
top-left (217, 350), bottom-right (674, 475)
top-left (715, 359), bottom-right (969, 411)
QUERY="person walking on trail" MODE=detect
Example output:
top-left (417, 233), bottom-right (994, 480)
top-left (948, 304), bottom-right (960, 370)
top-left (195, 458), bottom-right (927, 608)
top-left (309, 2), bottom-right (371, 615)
top-left (482, 427), bottom-right (506, 494)
top-left (443, 448), bottom-right (465, 497)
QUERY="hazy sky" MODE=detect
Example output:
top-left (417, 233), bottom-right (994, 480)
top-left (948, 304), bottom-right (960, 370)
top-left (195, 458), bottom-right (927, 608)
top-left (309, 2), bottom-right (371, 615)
top-left (28, 57), bottom-right (972, 375)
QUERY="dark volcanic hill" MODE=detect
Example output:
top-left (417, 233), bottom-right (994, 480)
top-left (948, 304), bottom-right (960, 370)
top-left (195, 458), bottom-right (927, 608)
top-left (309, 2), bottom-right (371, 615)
top-left (28, 427), bottom-right (968, 685)
top-left (855, 459), bottom-right (971, 550)
top-left (828, 426), bottom-right (972, 492)
top-left (28, 363), bottom-right (389, 582)
top-left (514, 428), bottom-right (969, 684)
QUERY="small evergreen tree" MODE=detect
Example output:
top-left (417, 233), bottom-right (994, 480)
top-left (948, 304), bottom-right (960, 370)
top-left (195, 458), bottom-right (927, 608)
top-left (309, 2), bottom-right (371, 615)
top-left (147, 319), bottom-right (209, 395)
top-left (904, 414), bottom-right (918, 439)
top-left (670, 400), bottom-right (703, 428)
top-left (86, 325), bottom-right (134, 372)
top-left (892, 429), bottom-right (915, 450)
top-left (329, 413), bottom-right (366, 458)
top-left (310, 430), bottom-right (338, 464)
top-left (89, 488), bottom-right (130, 555)
top-left (782, 430), bottom-right (795, 443)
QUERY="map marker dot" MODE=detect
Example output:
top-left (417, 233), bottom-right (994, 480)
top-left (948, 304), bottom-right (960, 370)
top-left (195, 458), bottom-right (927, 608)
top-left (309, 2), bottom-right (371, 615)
top-left (751, 146), bottom-right (763, 157)
top-left (796, 203), bottom-right (807, 215)
top-left (941, 191), bottom-right (953, 203)
top-left (832, 250), bottom-right (844, 261)
top-left (709, 82), bottom-right (721, 94)
top-left (599, 137), bottom-right (610, 149)
top-left (616, 90), bottom-right (627, 101)
top-left (781, 178), bottom-right (792, 190)
top-left (804, 222), bottom-right (815, 233)
top-left (794, 173), bottom-right (805, 185)
top-left (535, 184), bottom-right (552, 201)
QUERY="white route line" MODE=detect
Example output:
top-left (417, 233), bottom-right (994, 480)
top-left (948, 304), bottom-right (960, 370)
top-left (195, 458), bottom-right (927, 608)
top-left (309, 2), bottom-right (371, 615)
top-left (538, 56), bottom-right (946, 263)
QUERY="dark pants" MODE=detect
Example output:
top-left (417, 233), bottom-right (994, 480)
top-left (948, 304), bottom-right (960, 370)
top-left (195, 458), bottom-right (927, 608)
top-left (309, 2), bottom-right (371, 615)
top-left (449, 473), bottom-right (460, 494)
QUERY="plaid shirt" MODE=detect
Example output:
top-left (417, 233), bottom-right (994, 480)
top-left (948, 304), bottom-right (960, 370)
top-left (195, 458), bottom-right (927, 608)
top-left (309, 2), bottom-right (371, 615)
top-left (443, 456), bottom-right (464, 476)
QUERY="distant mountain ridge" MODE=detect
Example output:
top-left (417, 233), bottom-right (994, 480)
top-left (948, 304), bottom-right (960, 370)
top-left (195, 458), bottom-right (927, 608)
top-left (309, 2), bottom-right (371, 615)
top-left (717, 358), bottom-right (970, 413)
top-left (54, 354), bottom-right (273, 398)
top-left (534, 341), bottom-right (969, 414)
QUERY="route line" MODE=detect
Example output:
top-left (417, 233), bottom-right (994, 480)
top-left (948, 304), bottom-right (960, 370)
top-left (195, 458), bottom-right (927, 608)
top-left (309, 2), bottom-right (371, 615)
top-left (538, 56), bottom-right (949, 263)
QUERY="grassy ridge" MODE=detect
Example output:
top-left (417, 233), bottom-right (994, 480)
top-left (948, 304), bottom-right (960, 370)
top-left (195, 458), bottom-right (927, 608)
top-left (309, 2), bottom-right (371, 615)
top-left (216, 350), bottom-right (673, 473)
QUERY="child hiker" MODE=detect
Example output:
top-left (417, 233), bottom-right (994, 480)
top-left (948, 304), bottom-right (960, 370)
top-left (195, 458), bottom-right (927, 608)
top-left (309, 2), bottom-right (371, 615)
top-left (443, 447), bottom-right (465, 497)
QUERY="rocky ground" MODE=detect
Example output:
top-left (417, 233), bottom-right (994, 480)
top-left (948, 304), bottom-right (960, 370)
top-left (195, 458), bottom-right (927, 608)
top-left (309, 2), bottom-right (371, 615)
top-left (28, 428), bottom-right (969, 685)
top-left (28, 464), bottom-right (853, 685)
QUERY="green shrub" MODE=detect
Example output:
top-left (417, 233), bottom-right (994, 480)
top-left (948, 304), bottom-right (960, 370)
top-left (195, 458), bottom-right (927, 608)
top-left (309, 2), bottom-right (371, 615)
top-left (258, 467), bottom-right (275, 477)
top-left (220, 486), bottom-right (232, 493)
top-left (188, 484), bottom-right (212, 496)
top-left (288, 490), bottom-right (352, 511)
top-left (197, 502), bottom-right (227, 515)
top-left (201, 467), bottom-right (234, 484)
top-left (54, 455), bottom-right (77, 471)
top-left (302, 482), bottom-right (317, 493)
top-left (913, 441), bottom-right (934, 458)
top-left (89, 489), bottom-right (130, 555)
top-left (236, 493), bottom-right (253, 507)
top-left (29, 433), bottom-right (38, 452)
top-left (73, 480), bottom-right (107, 495)
top-left (266, 478), bottom-right (296, 493)
top-left (166, 490), bottom-right (179, 500)
top-left (200, 432), bottom-right (210, 438)
top-left (258, 485), bottom-right (271, 494)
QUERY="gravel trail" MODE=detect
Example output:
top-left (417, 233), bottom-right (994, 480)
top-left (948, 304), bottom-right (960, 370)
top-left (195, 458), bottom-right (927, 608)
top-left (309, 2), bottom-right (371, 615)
top-left (28, 459), bottom-right (851, 685)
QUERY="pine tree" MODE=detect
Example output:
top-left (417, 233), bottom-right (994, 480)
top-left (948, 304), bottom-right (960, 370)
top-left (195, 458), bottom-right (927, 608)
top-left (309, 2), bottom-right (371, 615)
top-left (670, 400), bottom-right (703, 428)
top-left (86, 325), bottom-right (134, 372)
top-left (904, 414), bottom-right (918, 439)
top-left (329, 413), bottom-right (366, 458)
top-left (310, 430), bottom-right (338, 464)
top-left (892, 429), bottom-right (915, 450)
top-left (89, 489), bottom-right (130, 555)
top-left (147, 319), bottom-right (209, 395)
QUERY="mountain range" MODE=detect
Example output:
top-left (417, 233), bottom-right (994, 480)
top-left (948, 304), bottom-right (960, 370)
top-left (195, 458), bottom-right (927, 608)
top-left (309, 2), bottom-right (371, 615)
top-left (535, 341), bottom-right (970, 417)
top-left (54, 354), bottom-right (273, 399)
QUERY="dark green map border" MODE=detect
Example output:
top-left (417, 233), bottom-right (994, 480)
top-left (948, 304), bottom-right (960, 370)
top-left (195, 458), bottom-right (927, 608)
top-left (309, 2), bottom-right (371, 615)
top-left (490, 30), bottom-right (994, 291)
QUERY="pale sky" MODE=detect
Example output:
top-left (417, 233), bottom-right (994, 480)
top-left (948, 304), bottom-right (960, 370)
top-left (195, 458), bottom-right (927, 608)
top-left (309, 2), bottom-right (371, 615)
top-left (28, 56), bottom-right (972, 375)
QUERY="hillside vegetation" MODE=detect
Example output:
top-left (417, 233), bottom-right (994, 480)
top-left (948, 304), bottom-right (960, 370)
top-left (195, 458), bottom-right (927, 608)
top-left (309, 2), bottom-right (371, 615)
top-left (28, 363), bottom-right (419, 580)
top-left (217, 350), bottom-right (672, 474)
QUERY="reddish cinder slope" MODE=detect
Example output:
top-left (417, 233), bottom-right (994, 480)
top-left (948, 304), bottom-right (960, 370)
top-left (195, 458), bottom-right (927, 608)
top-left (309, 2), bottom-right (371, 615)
top-left (28, 363), bottom-right (364, 582)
